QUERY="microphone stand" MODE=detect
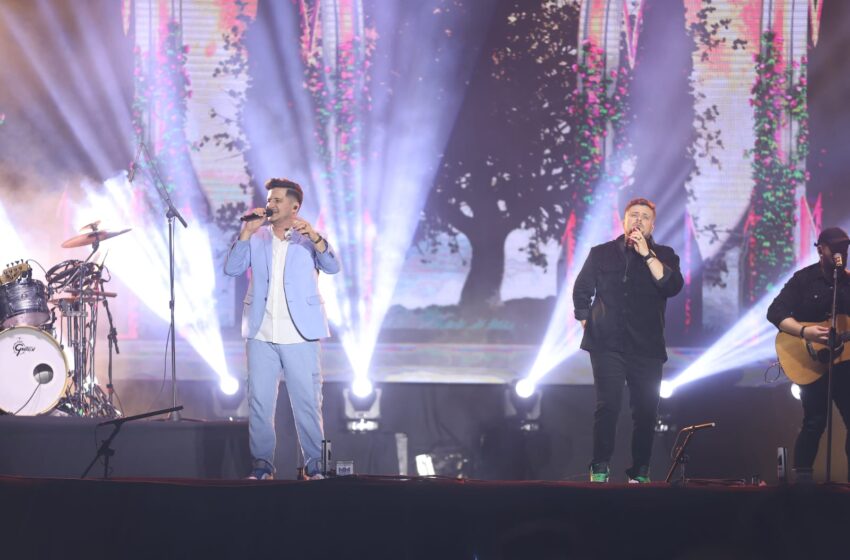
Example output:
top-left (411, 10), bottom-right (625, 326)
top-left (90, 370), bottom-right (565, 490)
top-left (134, 141), bottom-right (188, 422)
top-left (666, 430), bottom-right (695, 485)
top-left (81, 406), bottom-right (183, 479)
top-left (100, 277), bottom-right (119, 410)
top-left (824, 259), bottom-right (842, 482)
top-left (665, 424), bottom-right (716, 485)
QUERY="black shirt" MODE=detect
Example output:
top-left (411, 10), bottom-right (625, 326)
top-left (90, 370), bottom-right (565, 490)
top-left (766, 262), bottom-right (850, 327)
top-left (573, 235), bottom-right (684, 361)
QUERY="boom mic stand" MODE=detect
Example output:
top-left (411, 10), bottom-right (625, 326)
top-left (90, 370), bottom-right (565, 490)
top-left (130, 141), bottom-right (188, 422)
top-left (81, 406), bottom-right (183, 479)
top-left (665, 422), bottom-right (716, 485)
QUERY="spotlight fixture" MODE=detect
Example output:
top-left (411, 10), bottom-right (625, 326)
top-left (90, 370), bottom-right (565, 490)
top-left (343, 386), bottom-right (381, 433)
top-left (211, 382), bottom-right (247, 421)
top-left (219, 376), bottom-right (240, 396)
top-left (790, 383), bottom-right (801, 401)
top-left (351, 377), bottom-right (374, 398)
top-left (515, 378), bottom-right (536, 399)
top-left (506, 381), bottom-right (542, 432)
top-left (660, 380), bottom-right (674, 399)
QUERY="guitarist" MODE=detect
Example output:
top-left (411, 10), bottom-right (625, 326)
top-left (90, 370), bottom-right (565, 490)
top-left (767, 227), bottom-right (850, 482)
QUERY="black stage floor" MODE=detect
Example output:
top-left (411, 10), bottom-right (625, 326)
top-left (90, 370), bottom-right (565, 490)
top-left (3, 416), bottom-right (850, 559)
top-left (1, 475), bottom-right (849, 559)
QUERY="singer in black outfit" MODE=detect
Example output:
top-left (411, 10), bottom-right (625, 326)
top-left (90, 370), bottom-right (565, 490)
top-left (767, 227), bottom-right (850, 482)
top-left (573, 198), bottom-right (684, 482)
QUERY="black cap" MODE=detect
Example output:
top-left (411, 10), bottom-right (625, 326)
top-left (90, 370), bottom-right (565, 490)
top-left (816, 227), bottom-right (850, 248)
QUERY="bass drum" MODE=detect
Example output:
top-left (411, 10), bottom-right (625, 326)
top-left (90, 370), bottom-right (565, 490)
top-left (0, 326), bottom-right (69, 415)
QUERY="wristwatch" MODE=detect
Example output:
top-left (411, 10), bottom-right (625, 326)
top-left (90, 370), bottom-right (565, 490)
top-left (643, 252), bottom-right (655, 262)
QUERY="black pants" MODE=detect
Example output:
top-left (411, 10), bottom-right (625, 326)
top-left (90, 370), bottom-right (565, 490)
top-left (590, 351), bottom-right (663, 473)
top-left (794, 362), bottom-right (850, 476)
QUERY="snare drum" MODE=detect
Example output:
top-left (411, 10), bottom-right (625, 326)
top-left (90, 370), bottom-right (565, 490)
top-left (0, 326), bottom-right (69, 415)
top-left (0, 278), bottom-right (50, 327)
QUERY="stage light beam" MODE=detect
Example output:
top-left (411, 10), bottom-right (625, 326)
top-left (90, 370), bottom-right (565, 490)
top-left (75, 174), bottom-right (237, 394)
top-left (667, 236), bottom-right (822, 391)
top-left (520, 192), bottom-right (619, 387)
top-left (248, 2), bottom-right (489, 395)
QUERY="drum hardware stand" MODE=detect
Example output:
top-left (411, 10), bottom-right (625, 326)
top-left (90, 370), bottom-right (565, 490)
top-left (47, 226), bottom-right (129, 419)
top-left (665, 422), bottom-right (716, 485)
top-left (100, 278), bottom-right (119, 408)
top-left (51, 259), bottom-right (119, 418)
top-left (135, 140), bottom-right (188, 422)
top-left (71, 255), bottom-right (96, 416)
top-left (81, 405), bottom-right (183, 479)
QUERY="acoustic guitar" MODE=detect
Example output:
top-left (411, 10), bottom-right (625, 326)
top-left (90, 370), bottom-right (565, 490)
top-left (775, 314), bottom-right (850, 385)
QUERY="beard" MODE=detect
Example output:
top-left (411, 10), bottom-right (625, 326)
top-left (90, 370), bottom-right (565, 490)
top-left (825, 245), bottom-right (849, 270)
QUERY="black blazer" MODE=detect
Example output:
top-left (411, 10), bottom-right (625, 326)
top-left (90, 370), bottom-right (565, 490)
top-left (572, 235), bottom-right (684, 361)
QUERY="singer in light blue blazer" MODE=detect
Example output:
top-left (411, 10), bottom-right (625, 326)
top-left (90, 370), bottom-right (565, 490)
top-left (224, 178), bottom-right (339, 480)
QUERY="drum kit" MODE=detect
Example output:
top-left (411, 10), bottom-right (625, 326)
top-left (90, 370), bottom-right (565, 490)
top-left (0, 222), bottom-right (130, 418)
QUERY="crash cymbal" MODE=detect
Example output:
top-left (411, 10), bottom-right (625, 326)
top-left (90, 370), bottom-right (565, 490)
top-left (61, 228), bottom-right (131, 249)
top-left (79, 220), bottom-right (101, 232)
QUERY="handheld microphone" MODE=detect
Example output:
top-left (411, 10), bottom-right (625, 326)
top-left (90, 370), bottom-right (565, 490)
top-left (682, 422), bottom-right (716, 432)
top-left (625, 227), bottom-right (640, 248)
top-left (240, 208), bottom-right (272, 222)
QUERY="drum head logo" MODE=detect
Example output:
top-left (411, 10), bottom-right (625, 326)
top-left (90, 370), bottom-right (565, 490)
top-left (13, 338), bottom-right (36, 356)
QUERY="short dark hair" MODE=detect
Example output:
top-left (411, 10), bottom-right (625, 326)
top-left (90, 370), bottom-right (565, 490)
top-left (265, 178), bottom-right (303, 206)
top-left (624, 197), bottom-right (656, 216)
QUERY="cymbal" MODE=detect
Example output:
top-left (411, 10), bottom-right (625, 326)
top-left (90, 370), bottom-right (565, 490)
top-left (79, 220), bottom-right (101, 232)
top-left (49, 291), bottom-right (116, 305)
top-left (49, 294), bottom-right (99, 305)
top-left (66, 288), bottom-right (117, 298)
top-left (61, 228), bottom-right (131, 249)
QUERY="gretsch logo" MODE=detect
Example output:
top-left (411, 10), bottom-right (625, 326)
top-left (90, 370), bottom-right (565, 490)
top-left (13, 339), bottom-right (35, 356)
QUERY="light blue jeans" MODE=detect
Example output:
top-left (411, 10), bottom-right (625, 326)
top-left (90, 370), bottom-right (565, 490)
top-left (246, 338), bottom-right (324, 475)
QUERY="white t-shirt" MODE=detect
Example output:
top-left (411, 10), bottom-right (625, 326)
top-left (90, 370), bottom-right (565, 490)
top-left (253, 228), bottom-right (306, 344)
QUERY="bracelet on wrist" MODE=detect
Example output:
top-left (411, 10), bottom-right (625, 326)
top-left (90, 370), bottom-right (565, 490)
top-left (311, 233), bottom-right (323, 244)
top-left (799, 325), bottom-right (807, 339)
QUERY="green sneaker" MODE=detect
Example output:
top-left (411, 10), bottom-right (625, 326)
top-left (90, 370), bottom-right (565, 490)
top-left (628, 465), bottom-right (650, 483)
top-left (589, 463), bottom-right (609, 483)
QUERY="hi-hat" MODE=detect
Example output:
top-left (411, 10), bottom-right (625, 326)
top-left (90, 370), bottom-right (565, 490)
top-left (61, 229), bottom-right (131, 249)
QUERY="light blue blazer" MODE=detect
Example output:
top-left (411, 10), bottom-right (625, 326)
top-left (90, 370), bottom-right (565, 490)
top-left (224, 227), bottom-right (340, 341)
